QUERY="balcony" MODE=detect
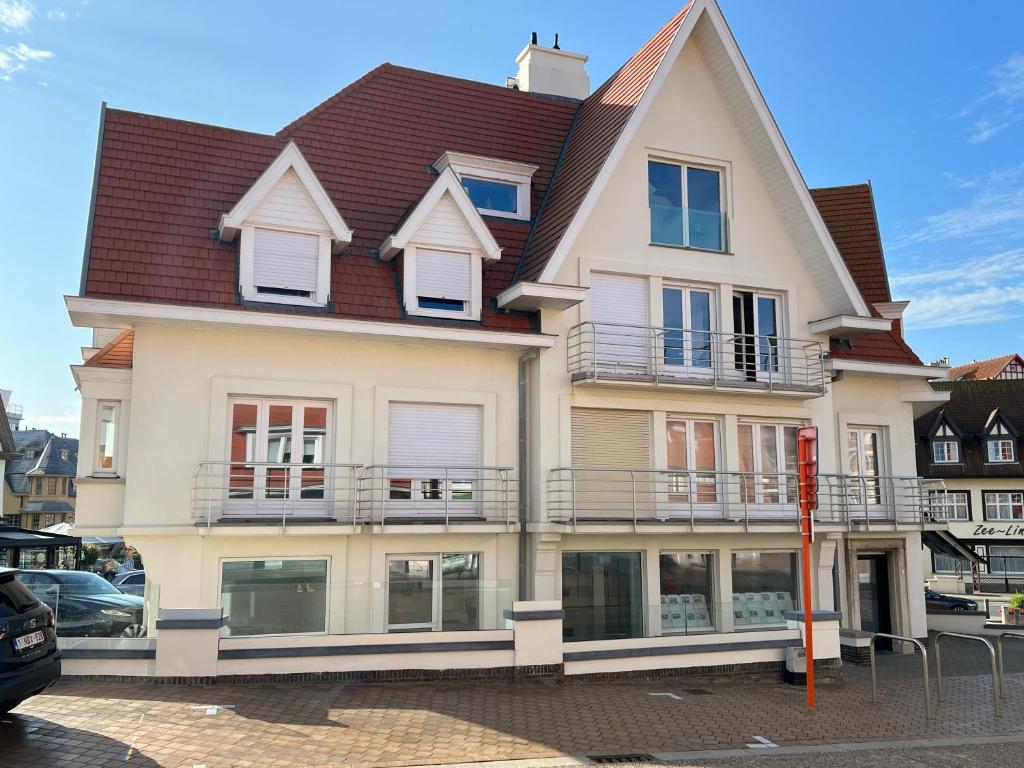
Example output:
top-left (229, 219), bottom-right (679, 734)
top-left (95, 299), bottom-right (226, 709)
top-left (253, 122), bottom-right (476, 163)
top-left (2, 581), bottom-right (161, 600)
top-left (567, 322), bottom-right (826, 395)
top-left (192, 462), bottom-right (516, 528)
top-left (546, 468), bottom-right (941, 530)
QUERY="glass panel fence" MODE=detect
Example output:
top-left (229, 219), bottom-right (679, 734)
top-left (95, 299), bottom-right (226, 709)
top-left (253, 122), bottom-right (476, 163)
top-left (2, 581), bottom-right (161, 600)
top-left (16, 573), bottom-right (157, 639)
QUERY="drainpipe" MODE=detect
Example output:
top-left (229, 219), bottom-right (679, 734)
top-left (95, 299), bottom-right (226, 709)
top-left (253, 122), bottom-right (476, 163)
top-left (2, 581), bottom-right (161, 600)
top-left (518, 349), bottom-right (538, 601)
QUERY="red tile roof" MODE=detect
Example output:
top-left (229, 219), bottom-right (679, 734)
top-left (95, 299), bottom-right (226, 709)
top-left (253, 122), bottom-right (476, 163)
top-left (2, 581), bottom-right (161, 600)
top-left (83, 65), bottom-right (578, 333)
top-left (947, 354), bottom-right (1024, 381)
top-left (84, 329), bottom-right (134, 368)
top-left (517, 5), bottom-right (693, 283)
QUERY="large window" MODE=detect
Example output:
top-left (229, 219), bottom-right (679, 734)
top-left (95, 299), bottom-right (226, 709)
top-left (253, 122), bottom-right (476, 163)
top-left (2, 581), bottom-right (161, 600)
top-left (983, 491), bottom-right (1024, 521)
top-left (562, 551), bottom-right (643, 642)
top-left (387, 553), bottom-right (481, 632)
top-left (738, 423), bottom-right (798, 505)
top-left (928, 490), bottom-right (970, 521)
top-left (648, 160), bottom-right (725, 251)
top-left (659, 553), bottom-right (714, 633)
top-left (228, 398), bottom-right (330, 507)
top-left (731, 551), bottom-right (798, 627)
top-left (987, 439), bottom-right (1016, 463)
top-left (221, 559), bottom-right (328, 636)
top-left (989, 546), bottom-right (1024, 574)
top-left (933, 553), bottom-right (972, 574)
top-left (666, 418), bottom-right (718, 503)
top-left (932, 440), bottom-right (960, 464)
top-left (95, 401), bottom-right (119, 474)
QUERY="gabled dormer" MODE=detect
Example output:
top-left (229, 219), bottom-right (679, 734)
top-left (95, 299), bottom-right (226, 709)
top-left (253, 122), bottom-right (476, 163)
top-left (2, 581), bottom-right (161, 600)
top-left (928, 411), bottom-right (962, 465)
top-left (380, 167), bottom-right (502, 321)
top-left (218, 141), bottom-right (353, 308)
top-left (984, 409), bottom-right (1019, 464)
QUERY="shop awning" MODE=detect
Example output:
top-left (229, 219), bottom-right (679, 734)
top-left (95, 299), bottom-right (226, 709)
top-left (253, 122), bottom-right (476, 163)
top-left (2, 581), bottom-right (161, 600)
top-left (922, 529), bottom-right (986, 565)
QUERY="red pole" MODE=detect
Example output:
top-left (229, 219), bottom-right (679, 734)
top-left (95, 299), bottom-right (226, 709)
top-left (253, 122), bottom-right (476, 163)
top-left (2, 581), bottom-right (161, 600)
top-left (798, 427), bottom-right (817, 710)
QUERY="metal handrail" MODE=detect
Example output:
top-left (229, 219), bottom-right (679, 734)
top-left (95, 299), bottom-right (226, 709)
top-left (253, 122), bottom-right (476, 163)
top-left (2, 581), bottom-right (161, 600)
top-left (566, 321), bottom-right (826, 395)
top-left (870, 633), bottom-right (931, 719)
top-left (996, 631), bottom-right (1024, 700)
top-left (934, 631), bottom-right (1000, 717)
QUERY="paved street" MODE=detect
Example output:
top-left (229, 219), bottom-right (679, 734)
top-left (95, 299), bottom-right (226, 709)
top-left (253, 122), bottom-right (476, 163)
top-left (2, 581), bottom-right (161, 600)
top-left (3, 650), bottom-right (1024, 768)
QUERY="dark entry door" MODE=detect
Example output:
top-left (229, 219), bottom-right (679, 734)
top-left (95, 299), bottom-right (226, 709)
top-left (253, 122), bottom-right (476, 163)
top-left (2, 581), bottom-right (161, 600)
top-left (857, 554), bottom-right (892, 649)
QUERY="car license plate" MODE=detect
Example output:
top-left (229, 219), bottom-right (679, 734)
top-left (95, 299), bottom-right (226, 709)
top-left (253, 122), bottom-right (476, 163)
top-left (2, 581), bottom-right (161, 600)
top-left (13, 630), bottom-right (45, 652)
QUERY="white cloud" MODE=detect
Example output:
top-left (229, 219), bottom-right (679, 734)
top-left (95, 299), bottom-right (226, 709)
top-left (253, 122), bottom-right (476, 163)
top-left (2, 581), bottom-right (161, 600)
top-left (0, 1), bottom-right (33, 31)
top-left (0, 40), bottom-right (53, 80)
top-left (955, 51), bottom-right (1024, 143)
top-left (968, 117), bottom-right (1014, 144)
top-left (46, 8), bottom-right (64, 21)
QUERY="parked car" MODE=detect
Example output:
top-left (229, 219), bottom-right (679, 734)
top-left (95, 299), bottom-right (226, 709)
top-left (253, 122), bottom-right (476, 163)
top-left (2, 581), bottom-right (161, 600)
top-left (0, 568), bottom-right (61, 714)
top-left (924, 587), bottom-right (978, 612)
top-left (17, 571), bottom-right (147, 637)
top-left (111, 570), bottom-right (146, 597)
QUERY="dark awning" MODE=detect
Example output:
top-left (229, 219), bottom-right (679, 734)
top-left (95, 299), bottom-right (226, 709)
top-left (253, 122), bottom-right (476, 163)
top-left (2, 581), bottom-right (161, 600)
top-left (922, 529), bottom-right (986, 565)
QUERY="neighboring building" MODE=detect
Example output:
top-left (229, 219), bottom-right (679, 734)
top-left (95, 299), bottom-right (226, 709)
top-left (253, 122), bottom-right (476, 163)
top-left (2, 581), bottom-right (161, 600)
top-left (0, 391), bottom-right (19, 510)
top-left (67, 1), bottom-right (944, 672)
top-left (917, 379), bottom-right (1024, 593)
top-left (947, 354), bottom-right (1024, 382)
top-left (2, 429), bottom-right (79, 530)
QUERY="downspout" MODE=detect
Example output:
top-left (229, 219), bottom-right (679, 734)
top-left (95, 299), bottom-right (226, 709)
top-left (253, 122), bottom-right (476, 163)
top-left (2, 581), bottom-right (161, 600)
top-left (518, 348), bottom-right (538, 601)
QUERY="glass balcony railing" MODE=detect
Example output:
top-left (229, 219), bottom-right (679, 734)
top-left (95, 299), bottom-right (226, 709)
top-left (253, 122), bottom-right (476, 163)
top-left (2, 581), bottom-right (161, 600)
top-left (650, 205), bottom-right (728, 251)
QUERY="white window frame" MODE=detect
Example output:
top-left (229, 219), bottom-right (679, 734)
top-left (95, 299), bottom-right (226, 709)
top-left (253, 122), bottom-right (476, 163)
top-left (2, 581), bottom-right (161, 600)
top-left (433, 151), bottom-right (537, 222)
top-left (928, 489), bottom-right (970, 521)
top-left (218, 556), bottom-right (331, 637)
top-left (239, 224), bottom-right (332, 308)
top-left (661, 282), bottom-right (717, 373)
top-left (983, 491), bottom-right (1024, 521)
top-left (665, 416), bottom-right (721, 506)
top-left (987, 438), bottom-right (1016, 464)
top-left (737, 421), bottom-right (801, 509)
top-left (385, 552), bottom-right (482, 633)
top-left (847, 426), bottom-right (887, 507)
top-left (94, 400), bottom-right (120, 476)
top-left (932, 439), bottom-right (960, 464)
top-left (647, 156), bottom-right (728, 252)
top-left (405, 246), bottom-right (479, 321)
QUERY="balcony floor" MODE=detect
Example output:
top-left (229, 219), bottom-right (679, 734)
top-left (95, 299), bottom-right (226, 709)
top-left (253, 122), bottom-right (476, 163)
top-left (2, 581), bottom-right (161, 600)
top-left (570, 370), bottom-right (824, 396)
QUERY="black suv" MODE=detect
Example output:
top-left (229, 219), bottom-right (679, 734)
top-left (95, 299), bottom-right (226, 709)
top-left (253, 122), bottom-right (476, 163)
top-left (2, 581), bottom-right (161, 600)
top-left (0, 568), bottom-right (61, 714)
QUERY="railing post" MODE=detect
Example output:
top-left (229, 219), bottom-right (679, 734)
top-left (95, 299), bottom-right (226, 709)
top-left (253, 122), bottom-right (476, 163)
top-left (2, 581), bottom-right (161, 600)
top-left (688, 470), bottom-right (695, 528)
top-left (444, 466), bottom-right (450, 532)
top-left (630, 469), bottom-right (638, 532)
top-left (570, 470), bottom-right (577, 532)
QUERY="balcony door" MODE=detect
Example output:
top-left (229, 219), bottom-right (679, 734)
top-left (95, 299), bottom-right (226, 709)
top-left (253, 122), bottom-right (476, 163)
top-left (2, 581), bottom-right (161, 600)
top-left (737, 422), bottom-right (799, 519)
top-left (847, 427), bottom-right (885, 518)
top-left (665, 418), bottom-right (719, 516)
top-left (226, 399), bottom-right (331, 517)
top-left (733, 291), bottom-right (781, 382)
top-left (590, 273), bottom-right (650, 376)
top-left (662, 285), bottom-right (714, 378)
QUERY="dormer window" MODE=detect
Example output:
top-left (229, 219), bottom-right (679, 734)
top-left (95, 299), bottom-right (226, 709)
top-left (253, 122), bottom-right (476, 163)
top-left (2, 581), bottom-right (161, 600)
top-left (415, 249), bottom-right (473, 318)
top-left (984, 411), bottom-right (1018, 464)
top-left (432, 151), bottom-right (537, 222)
top-left (930, 420), bottom-right (961, 465)
top-left (218, 142), bottom-right (353, 309)
top-left (988, 439), bottom-right (1016, 463)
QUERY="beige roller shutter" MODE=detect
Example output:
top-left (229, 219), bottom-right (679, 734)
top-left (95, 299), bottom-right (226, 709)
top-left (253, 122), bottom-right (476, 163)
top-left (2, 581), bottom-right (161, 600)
top-left (570, 408), bottom-right (652, 520)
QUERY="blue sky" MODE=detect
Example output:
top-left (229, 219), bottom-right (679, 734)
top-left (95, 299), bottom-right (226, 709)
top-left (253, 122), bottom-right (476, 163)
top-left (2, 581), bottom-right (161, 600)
top-left (1, 0), bottom-right (1023, 437)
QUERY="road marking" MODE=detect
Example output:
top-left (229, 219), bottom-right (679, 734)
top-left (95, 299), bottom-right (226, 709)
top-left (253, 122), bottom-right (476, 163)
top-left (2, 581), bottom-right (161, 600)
top-left (745, 736), bottom-right (779, 749)
top-left (649, 692), bottom-right (682, 700)
top-left (190, 704), bottom-right (235, 716)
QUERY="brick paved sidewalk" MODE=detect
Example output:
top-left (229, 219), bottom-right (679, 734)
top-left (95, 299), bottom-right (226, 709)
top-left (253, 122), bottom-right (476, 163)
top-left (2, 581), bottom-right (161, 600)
top-left (3, 670), bottom-right (1023, 768)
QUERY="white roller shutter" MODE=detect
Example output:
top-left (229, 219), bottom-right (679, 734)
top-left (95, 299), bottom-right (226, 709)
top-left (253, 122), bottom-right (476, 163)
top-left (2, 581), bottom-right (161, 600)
top-left (589, 273), bottom-right (649, 370)
top-left (416, 249), bottom-right (471, 301)
top-left (253, 228), bottom-right (319, 292)
top-left (388, 403), bottom-right (481, 467)
top-left (571, 408), bottom-right (652, 467)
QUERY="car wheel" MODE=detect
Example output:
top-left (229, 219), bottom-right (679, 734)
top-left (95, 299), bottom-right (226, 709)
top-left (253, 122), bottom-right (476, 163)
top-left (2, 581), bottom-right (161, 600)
top-left (120, 624), bottom-right (147, 638)
top-left (951, 605), bottom-right (967, 612)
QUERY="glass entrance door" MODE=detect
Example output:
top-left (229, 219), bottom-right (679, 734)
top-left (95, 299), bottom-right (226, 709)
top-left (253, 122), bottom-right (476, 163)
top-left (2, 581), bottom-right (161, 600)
top-left (387, 556), bottom-right (439, 631)
top-left (857, 554), bottom-right (892, 649)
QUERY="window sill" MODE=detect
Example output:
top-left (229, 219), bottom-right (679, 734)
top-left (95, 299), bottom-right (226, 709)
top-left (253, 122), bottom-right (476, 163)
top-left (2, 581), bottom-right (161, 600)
top-left (649, 242), bottom-right (732, 256)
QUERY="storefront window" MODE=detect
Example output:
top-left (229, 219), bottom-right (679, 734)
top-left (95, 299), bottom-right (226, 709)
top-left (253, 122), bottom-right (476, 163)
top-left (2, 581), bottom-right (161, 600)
top-left (386, 553), bottom-right (481, 632)
top-left (659, 553), bottom-right (714, 632)
top-left (562, 551), bottom-right (643, 642)
top-left (731, 551), bottom-right (797, 627)
top-left (221, 559), bottom-right (328, 636)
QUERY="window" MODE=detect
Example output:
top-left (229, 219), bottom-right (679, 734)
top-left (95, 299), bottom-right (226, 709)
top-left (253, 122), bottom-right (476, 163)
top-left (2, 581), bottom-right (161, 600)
top-left (562, 551), bottom-right (644, 642)
top-left (933, 553), bottom-right (972, 574)
top-left (987, 439), bottom-right (1016, 463)
top-left (95, 401), bottom-right (118, 474)
top-left (848, 427), bottom-right (884, 505)
top-left (989, 546), bottom-right (1024, 574)
top-left (252, 228), bottom-right (321, 300)
top-left (386, 553), bottom-right (481, 632)
top-left (732, 290), bottom-right (782, 379)
top-left (648, 160), bottom-right (725, 251)
top-left (932, 440), bottom-right (960, 464)
top-left (666, 418), bottom-right (718, 503)
top-left (47, 478), bottom-right (57, 495)
top-left (220, 559), bottom-right (328, 636)
top-left (61, 478), bottom-right (68, 495)
top-left (738, 423), bottom-right (799, 506)
top-left (983, 491), bottom-right (1024, 521)
top-left (460, 177), bottom-right (518, 215)
top-left (928, 490), bottom-right (970, 520)
top-left (227, 399), bottom-right (331, 509)
top-left (659, 553), bottom-right (714, 633)
top-left (413, 249), bottom-right (472, 318)
top-left (662, 285), bottom-right (714, 370)
top-left (731, 551), bottom-right (798, 627)
top-left (33, 478), bottom-right (42, 495)
top-left (433, 151), bottom-right (535, 221)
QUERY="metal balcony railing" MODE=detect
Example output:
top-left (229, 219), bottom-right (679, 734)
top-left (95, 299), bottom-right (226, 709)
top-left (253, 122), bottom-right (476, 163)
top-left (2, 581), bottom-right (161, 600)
top-left (546, 467), bottom-right (940, 529)
top-left (567, 322), bottom-right (826, 394)
top-left (356, 465), bottom-right (516, 526)
top-left (192, 461), bottom-right (362, 526)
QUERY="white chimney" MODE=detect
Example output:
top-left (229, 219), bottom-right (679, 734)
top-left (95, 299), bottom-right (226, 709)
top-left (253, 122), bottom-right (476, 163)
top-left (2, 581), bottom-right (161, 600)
top-left (513, 33), bottom-right (589, 100)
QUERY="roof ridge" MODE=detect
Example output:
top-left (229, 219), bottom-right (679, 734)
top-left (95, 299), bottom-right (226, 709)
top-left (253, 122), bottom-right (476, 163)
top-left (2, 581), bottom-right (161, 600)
top-left (809, 182), bottom-right (872, 192)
